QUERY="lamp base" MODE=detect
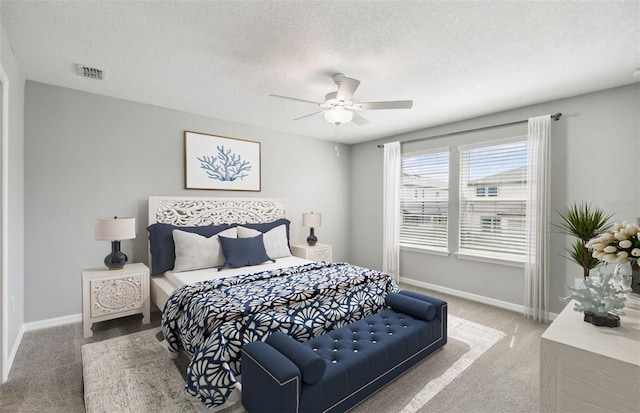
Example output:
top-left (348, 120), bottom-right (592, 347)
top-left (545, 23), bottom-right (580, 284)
top-left (104, 241), bottom-right (128, 270)
top-left (306, 228), bottom-right (318, 246)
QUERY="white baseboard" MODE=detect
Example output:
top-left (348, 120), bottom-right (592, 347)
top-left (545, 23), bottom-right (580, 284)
top-left (3, 313), bottom-right (81, 381)
top-left (4, 323), bottom-right (24, 382)
top-left (399, 277), bottom-right (558, 320)
top-left (24, 313), bottom-right (82, 332)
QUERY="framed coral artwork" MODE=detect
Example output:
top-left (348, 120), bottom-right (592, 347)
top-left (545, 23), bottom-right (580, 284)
top-left (184, 131), bottom-right (261, 191)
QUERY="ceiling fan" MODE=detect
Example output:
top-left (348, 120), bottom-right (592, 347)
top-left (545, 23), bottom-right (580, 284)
top-left (270, 73), bottom-right (413, 126)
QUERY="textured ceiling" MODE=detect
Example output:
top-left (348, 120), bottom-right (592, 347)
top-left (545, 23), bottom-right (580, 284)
top-left (1, 1), bottom-right (638, 144)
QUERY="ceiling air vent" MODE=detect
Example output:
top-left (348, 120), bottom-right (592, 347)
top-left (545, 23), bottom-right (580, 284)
top-left (76, 64), bottom-right (105, 80)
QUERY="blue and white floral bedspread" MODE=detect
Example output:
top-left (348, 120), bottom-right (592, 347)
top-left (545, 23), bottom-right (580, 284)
top-left (162, 261), bottom-right (398, 408)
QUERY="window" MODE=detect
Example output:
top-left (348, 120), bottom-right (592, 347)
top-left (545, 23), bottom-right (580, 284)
top-left (459, 138), bottom-right (527, 262)
top-left (400, 148), bottom-right (449, 252)
top-left (475, 186), bottom-right (499, 197)
top-left (481, 216), bottom-right (501, 233)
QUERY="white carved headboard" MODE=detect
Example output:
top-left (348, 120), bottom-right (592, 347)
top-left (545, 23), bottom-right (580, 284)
top-left (148, 196), bottom-right (287, 227)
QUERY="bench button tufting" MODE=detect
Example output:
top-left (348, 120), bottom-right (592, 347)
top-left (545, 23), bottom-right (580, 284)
top-left (389, 332), bottom-right (393, 335)
top-left (354, 349), bottom-right (358, 352)
top-left (332, 360), bottom-right (337, 363)
top-left (372, 340), bottom-right (377, 344)
top-left (333, 348), bottom-right (337, 352)
top-left (313, 348), bottom-right (317, 351)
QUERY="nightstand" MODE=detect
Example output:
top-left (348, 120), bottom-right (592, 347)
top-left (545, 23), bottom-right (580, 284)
top-left (291, 243), bottom-right (332, 261)
top-left (82, 262), bottom-right (150, 338)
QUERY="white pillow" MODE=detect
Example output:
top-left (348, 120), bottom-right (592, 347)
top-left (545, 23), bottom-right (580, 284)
top-left (236, 224), bottom-right (292, 259)
top-left (172, 227), bottom-right (237, 272)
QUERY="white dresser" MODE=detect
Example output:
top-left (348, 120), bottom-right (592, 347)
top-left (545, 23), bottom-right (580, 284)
top-left (540, 295), bottom-right (640, 412)
top-left (82, 262), bottom-right (150, 338)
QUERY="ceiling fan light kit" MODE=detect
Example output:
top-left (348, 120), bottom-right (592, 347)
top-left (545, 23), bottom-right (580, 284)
top-left (324, 106), bottom-right (353, 125)
top-left (270, 73), bottom-right (413, 126)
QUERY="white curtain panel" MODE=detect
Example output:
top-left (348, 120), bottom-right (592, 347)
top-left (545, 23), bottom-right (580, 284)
top-left (524, 115), bottom-right (551, 322)
top-left (383, 142), bottom-right (401, 283)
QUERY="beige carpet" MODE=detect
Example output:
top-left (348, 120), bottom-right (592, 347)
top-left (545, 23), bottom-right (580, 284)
top-left (82, 315), bottom-right (505, 413)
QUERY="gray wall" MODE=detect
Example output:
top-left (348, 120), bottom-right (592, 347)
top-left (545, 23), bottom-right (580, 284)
top-left (24, 81), bottom-right (350, 322)
top-left (350, 83), bottom-right (640, 314)
top-left (1, 18), bottom-right (25, 374)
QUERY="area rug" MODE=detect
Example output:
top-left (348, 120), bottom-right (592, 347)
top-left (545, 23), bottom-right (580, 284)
top-left (82, 315), bottom-right (505, 413)
top-left (82, 328), bottom-right (196, 413)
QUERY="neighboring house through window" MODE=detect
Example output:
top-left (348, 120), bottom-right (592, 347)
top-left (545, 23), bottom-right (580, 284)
top-left (400, 148), bottom-right (449, 252)
top-left (459, 138), bottom-right (527, 262)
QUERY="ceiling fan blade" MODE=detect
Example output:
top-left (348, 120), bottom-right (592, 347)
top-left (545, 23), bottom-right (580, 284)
top-left (293, 110), bottom-right (325, 121)
top-left (336, 76), bottom-right (360, 102)
top-left (269, 94), bottom-right (322, 106)
top-left (355, 100), bottom-right (413, 110)
top-left (351, 112), bottom-right (369, 126)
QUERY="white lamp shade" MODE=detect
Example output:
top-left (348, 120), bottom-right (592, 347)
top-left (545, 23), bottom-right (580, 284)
top-left (302, 212), bottom-right (322, 228)
top-left (324, 107), bottom-right (353, 125)
top-left (95, 217), bottom-right (136, 241)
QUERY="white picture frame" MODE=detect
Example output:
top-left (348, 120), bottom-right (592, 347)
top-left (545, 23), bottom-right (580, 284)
top-left (184, 131), bottom-right (261, 191)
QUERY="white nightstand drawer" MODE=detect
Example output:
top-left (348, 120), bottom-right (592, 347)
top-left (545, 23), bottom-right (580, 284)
top-left (90, 274), bottom-right (144, 318)
top-left (82, 262), bottom-right (150, 338)
top-left (291, 243), bottom-right (332, 262)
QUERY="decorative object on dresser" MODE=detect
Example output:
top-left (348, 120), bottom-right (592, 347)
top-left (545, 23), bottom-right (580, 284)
top-left (302, 211), bottom-right (321, 246)
top-left (561, 218), bottom-right (640, 327)
top-left (291, 243), bottom-right (332, 261)
top-left (561, 269), bottom-right (630, 327)
top-left (82, 263), bottom-right (150, 338)
top-left (184, 130), bottom-right (261, 191)
top-left (587, 219), bottom-right (640, 294)
top-left (95, 216), bottom-right (136, 270)
top-left (554, 202), bottom-right (612, 280)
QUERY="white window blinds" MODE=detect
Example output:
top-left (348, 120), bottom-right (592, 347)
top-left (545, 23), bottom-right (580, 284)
top-left (459, 138), bottom-right (527, 262)
top-left (400, 148), bottom-right (449, 252)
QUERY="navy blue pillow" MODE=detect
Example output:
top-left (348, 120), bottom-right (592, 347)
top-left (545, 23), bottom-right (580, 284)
top-left (147, 223), bottom-right (229, 276)
top-left (386, 292), bottom-right (437, 321)
top-left (218, 234), bottom-right (274, 271)
top-left (232, 219), bottom-right (291, 247)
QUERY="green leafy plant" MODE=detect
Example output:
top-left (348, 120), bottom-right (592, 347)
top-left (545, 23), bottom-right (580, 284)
top-left (554, 202), bottom-right (613, 279)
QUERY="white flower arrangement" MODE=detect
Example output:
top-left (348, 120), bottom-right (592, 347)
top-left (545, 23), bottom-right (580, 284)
top-left (587, 221), bottom-right (640, 264)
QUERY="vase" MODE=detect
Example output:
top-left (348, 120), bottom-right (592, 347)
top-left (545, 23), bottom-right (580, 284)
top-left (632, 260), bottom-right (640, 294)
top-left (613, 260), bottom-right (640, 294)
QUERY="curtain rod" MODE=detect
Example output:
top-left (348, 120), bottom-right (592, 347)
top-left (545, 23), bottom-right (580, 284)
top-left (376, 112), bottom-right (562, 148)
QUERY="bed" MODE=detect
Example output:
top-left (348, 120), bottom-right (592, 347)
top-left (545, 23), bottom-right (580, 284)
top-left (147, 196), bottom-right (398, 410)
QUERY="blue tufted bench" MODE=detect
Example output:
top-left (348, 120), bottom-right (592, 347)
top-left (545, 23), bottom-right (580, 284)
top-left (241, 290), bottom-right (447, 413)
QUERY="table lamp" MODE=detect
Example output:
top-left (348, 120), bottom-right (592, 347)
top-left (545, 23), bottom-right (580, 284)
top-left (302, 212), bottom-right (322, 246)
top-left (95, 216), bottom-right (136, 270)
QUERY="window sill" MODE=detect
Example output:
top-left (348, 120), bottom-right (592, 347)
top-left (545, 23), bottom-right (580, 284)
top-left (455, 252), bottom-right (524, 268)
top-left (400, 245), bottom-right (450, 257)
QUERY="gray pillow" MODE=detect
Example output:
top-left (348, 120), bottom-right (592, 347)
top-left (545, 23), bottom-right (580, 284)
top-left (237, 224), bottom-right (291, 259)
top-left (172, 227), bottom-right (237, 272)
